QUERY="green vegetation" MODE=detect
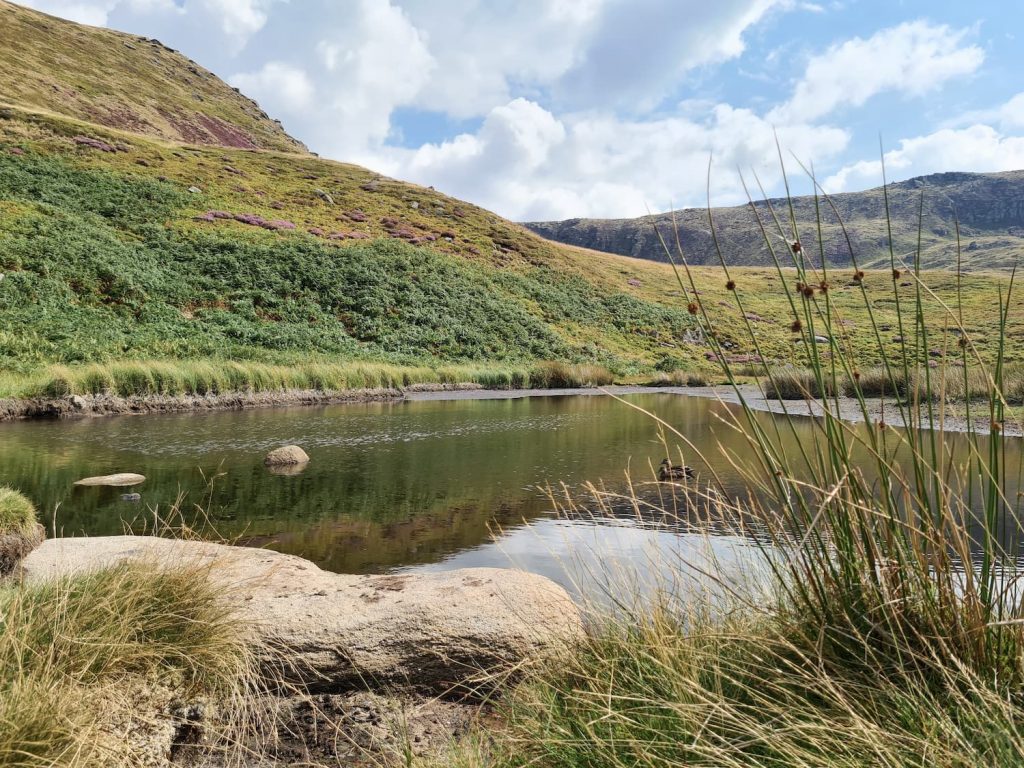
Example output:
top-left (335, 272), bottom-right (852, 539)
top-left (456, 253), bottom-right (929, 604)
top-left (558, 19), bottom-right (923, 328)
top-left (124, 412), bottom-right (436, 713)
top-left (0, 561), bottom-right (257, 767)
top-left (432, 161), bottom-right (1024, 767)
top-left (0, 487), bottom-right (36, 536)
top-left (0, 0), bottom-right (304, 152)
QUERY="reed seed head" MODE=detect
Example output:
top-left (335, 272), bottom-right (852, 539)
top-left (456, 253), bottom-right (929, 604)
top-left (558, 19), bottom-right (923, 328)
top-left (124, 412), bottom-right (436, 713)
top-left (802, 286), bottom-right (815, 298)
top-left (992, 421), bottom-right (1003, 434)
top-left (853, 370), bottom-right (861, 380)
top-left (791, 241), bottom-right (802, 254)
top-left (853, 270), bottom-right (865, 282)
top-left (687, 302), bottom-right (699, 315)
top-left (725, 280), bottom-right (736, 291)
top-left (790, 319), bottom-right (802, 333)
top-left (892, 268), bottom-right (902, 279)
top-left (818, 281), bottom-right (829, 293)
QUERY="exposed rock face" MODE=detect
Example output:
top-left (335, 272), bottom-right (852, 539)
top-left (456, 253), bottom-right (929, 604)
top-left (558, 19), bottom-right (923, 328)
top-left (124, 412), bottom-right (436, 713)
top-left (264, 445), bottom-right (309, 466)
top-left (73, 472), bottom-right (146, 487)
top-left (0, 522), bottom-right (44, 576)
top-left (19, 537), bottom-right (582, 693)
top-left (525, 169), bottom-right (1024, 271)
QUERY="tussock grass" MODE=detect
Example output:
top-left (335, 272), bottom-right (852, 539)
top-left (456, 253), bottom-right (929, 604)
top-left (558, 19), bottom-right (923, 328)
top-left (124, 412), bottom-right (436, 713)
top-left (0, 561), bottom-right (260, 767)
top-left (440, 155), bottom-right (1024, 767)
top-left (765, 366), bottom-right (835, 399)
top-left (0, 487), bottom-right (36, 536)
top-left (0, 359), bottom-right (618, 401)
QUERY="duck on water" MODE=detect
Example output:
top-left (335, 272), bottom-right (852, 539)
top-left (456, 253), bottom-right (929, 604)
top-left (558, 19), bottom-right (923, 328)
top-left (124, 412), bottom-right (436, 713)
top-left (658, 459), bottom-right (694, 481)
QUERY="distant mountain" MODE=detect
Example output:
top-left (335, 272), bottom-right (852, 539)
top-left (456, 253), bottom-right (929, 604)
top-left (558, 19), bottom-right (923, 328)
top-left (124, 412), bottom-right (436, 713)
top-left (0, 0), bottom-right (307, 153)
top-left (526, 171), bottom-right (1024, 271)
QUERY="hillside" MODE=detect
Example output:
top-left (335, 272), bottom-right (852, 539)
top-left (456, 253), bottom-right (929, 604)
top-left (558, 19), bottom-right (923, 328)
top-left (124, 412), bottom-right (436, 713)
top-left (0, 1), bottom-right (1021, 398)
top-left (527, 171), bottom-right (1024, 271)
top-left (0, 0), bottom-right (306, 153)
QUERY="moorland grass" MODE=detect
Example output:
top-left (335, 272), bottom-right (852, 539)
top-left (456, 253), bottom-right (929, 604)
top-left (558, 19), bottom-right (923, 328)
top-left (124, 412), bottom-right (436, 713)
top-left (0, 560), bottom-right (259, 767)
top-left (435, 158), bottom-right (1024, 767)
top-left (0, 487), bottom-right (36, 536)
top-left (0, 358), bottom-right (618, 400)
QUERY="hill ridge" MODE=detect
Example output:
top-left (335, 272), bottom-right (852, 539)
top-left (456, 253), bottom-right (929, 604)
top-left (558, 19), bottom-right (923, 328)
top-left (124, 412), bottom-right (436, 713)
top-left (526, 169), bottom-right (1024, 271)
top-left (0, 0), bottom-right (307, 153)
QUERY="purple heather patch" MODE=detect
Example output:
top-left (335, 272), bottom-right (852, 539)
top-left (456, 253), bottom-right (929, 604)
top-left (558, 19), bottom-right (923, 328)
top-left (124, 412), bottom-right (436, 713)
top-left (346, 210), bottom-right (368, 222)
top-left (262, 219), bottom-right (296, 231)
top-left (308, 227), bottom-right (325, 237)
top-left (73, 135), bottom-right (117, 152)
top-left (628, 279), bottom-right (642, 287)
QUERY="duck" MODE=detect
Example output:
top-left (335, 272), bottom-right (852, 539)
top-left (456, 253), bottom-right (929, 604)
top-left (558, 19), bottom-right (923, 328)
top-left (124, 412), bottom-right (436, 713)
top-left (659, 458), bottom-right (694, 481)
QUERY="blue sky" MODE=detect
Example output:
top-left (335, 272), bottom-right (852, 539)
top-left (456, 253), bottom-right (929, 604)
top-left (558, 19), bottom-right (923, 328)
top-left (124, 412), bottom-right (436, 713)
top-left (13, 0), bottom-right (1024, 220)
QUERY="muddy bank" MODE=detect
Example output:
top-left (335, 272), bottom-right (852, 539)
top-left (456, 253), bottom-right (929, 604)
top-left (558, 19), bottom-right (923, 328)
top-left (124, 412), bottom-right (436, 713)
top-left (0, 386), bottom-right (413, 422)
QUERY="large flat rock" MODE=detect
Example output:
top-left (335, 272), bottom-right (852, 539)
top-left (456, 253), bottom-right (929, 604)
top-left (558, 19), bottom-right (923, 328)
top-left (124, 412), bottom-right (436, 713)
top-left (19, 537), bottom-right (581, 693)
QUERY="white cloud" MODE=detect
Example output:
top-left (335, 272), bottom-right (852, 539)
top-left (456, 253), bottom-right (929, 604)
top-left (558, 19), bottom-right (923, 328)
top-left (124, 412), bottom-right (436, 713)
top-left (16, 0), bottom-right (117, 25)
top-left (825, 123), bottom-right (1024, 193)
top-left (200, 0), bottom-right (272, 42)
top-left (229, 62), bottom-right (315, 114)
top-left (772, 21), bottom-right (984, 123)
top-left (378, 99), bottom-right (848, 220)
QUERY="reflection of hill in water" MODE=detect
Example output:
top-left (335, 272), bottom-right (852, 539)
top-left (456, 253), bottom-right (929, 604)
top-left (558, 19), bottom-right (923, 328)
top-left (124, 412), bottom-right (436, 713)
top-left (1, 391), bottom-right (1022, 574)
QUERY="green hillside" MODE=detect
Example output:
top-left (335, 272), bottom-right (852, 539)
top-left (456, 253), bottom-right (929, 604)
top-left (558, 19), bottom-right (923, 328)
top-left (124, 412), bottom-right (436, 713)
top-left (0, 0), bottom-right (305, 153)
top-left (0, 0), bottom-right (1022, 400)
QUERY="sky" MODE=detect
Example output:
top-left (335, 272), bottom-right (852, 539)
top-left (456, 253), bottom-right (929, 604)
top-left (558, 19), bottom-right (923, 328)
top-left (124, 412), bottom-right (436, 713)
top-left (12, 0), bottom-right (1024, 221)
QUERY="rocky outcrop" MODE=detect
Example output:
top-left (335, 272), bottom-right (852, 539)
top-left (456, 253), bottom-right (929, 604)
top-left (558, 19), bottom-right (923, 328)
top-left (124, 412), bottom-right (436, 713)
top-left (19, 537), bottom-right (582, 693)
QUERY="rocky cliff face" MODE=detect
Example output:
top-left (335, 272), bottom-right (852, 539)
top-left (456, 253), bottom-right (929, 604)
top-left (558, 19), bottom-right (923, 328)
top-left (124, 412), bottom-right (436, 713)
top-left (527, 171), bottom-right (1024, 271)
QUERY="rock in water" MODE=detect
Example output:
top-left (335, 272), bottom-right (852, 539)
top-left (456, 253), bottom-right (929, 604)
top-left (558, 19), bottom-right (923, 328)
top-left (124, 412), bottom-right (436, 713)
top-left (265, 445), bottom-right (309, 466)
top-left (19, 537), bottom-right (583, 693)
top-left (74, 473), bottom-right (146, 487)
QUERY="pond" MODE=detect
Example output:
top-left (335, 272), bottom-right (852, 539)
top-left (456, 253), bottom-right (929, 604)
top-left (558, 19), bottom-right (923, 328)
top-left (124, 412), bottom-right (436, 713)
top-left (2, 388), bottom-right (1021, 599)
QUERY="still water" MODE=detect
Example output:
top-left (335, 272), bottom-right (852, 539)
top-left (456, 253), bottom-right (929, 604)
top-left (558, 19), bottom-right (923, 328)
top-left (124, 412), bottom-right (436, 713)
top-left (1, 389), bottom-right (1021, 597)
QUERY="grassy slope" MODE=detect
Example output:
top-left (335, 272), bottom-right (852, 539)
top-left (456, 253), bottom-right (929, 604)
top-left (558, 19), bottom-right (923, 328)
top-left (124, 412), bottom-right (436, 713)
top-left (0, 2), bottom-right (1021, 392)
top-left (0, 0), bottom-right (305, 153)
top-left (1, 106), bottom-right (1022, 389)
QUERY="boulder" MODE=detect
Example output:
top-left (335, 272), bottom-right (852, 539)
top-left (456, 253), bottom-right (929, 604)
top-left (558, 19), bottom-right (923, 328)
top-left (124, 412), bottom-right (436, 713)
top-left (0, 522), bottom-right (45, 576)
top-left (74, 473), bottom-right (146, 487)
top-left (19, 537), bottom-right (582, 693)
top-left (264, 445), bottom-right (309, 466)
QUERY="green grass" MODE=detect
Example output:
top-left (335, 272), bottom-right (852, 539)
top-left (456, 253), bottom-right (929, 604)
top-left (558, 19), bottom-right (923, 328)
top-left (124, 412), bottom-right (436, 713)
top-left (2, 105), bottom-right (1023, 394)
top-left (433, 159), bottom-right (1024, 767)
top-left (0, 561), bottom-right (258, 767)
top-left (0, 487), bottom-right (36, 536)
top-left (0, 359), bottom-right (618, 400)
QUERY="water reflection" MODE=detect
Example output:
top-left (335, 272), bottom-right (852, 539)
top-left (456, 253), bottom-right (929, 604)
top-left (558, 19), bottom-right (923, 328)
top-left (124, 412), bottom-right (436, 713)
top-left (0, 390), bottom-right (1021, 595)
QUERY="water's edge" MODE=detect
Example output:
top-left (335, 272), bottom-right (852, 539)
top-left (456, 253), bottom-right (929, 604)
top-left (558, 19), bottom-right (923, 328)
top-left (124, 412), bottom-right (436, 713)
top-left (0, 381), bottom-right (1009, 436)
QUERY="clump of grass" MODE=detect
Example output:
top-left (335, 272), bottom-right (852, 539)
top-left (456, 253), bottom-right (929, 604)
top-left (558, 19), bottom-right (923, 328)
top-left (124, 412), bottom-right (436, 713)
top-left (0, 561), bottom-right (260, 767)
top-left (0, 487), bottom-right (37, 536)
top-left (443, 155), bottom-right (1024, 766)
top-left (765, 366), bottom-right (834, 399)
top-left (529, 361), bottom-right (614, 388)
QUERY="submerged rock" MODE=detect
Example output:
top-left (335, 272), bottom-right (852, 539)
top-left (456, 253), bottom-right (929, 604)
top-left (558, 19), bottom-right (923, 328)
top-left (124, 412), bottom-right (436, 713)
top-left (74, 473), bottom-right (146, 487)
top-left (264, 445), bottom-right (309, 466)
top-left (20, 537), bottom-right (582, 692)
